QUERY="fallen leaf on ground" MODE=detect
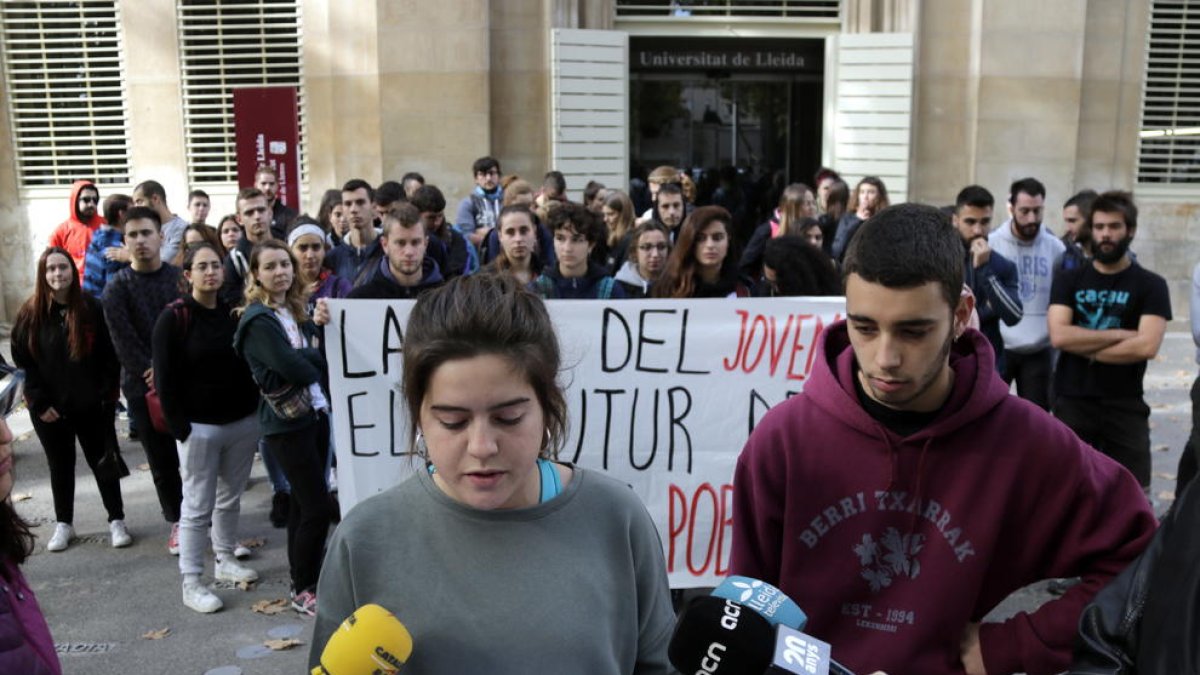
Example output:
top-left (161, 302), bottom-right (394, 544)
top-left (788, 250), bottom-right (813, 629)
top-left (1158, 491), bottom-right (1176, 502)
top-left (1154, 472), bottom-right (1177, 480)
top-left (236, 580), bottom-right (256, 591)
top-left (11, 493), bottom-right (31, 502)
top-left (141, 628), bottom-right (171, 640)
top-left (251, 599), bottom-right (290, 615)
top-left (264, 638), bottom-right (304, 651)
top-left (137, 463), bottom-right (150, 471)
top-left (239, 537), bottom-right (265, 549)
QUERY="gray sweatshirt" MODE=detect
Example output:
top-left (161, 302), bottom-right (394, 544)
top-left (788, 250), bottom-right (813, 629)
top-left (989, 221), bottom-right (1065, 353)
top-left (310, 465), bottom-right (675, 674)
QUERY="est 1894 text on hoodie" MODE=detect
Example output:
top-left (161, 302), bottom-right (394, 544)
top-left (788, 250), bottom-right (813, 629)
top-left (731, 322), bottom-right (1155, 675)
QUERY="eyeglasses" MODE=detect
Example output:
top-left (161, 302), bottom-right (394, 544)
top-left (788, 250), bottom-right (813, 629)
top-left (638, 243), bottom-right (668, 252)
top-left (0, 366), bottom-right (25, 419)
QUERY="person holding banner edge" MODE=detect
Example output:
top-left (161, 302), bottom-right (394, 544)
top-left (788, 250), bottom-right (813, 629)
top-left (730, 203), bottom-right (1155, 675)
top-left (311, 272), bottom-right (674, 673)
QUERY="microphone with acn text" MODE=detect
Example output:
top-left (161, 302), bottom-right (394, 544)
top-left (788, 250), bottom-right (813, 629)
top-left (311, 604), bottom-right (413, 675)
top-left (669, 595), bottom-right (776, 674)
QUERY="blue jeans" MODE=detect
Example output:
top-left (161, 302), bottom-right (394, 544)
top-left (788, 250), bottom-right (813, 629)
top-left (259, 437), bottom-right (291, 494)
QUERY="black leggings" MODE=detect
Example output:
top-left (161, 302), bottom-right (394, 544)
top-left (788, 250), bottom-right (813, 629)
top-left (30, 404), bottom-right (124, 524)
top-left (124, 389), bottom-right (183, 523)
top-left (263, 412), bottom-right (332, 594)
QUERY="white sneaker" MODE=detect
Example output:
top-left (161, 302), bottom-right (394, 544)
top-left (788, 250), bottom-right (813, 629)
top-left (182, 580), bottom-right (223, 613)
top-left (109, 520), bottom-right (132, 548)
top-left (47, 523), bottom-right (74, 552)
top-left (214, 557), bottom-right (259, 584)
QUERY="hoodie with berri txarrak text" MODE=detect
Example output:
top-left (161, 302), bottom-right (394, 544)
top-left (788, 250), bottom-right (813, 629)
top-left (731, 322), bottom-right (1155, 675)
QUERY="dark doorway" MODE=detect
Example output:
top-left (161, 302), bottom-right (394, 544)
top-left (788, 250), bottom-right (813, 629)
top-left (630, 37), bottom-right (824, 235)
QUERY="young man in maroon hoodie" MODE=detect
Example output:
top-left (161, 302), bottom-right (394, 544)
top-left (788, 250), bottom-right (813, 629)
top-left (731, 203), bottom-right (1156, 675)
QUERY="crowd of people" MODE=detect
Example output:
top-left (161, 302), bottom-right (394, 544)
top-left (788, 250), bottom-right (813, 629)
top-left (0, 155), bottom-right (1192, 674)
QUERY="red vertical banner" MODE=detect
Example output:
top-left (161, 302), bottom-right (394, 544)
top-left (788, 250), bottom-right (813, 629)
top-left (233, 86), bottom-right (301, 209)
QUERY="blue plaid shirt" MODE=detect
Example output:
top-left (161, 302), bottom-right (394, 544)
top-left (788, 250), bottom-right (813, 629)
top-left (82, 226), bottom-right (127, 297)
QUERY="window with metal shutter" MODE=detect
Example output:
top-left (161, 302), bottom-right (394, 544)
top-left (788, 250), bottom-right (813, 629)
top-left (0, 0), bottom-right (131, 188)
top-left (615, 0), bottom-right (839, 19)
top-left (177, 0), bottom-right (305, 187)
top-left (1139, 0), bottom-right (1200, 184)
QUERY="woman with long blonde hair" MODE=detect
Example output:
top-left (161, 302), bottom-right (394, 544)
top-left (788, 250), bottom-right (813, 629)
top-left (738, 183), bottom-right (815, 280)
top-left (601, 190), bottom-right (637, 270)
top-left (232, 240), bottom-right (331, 617)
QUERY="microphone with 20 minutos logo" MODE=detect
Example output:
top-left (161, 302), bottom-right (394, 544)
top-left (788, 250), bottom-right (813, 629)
top-left (311, 603), bottom-right (413, 675)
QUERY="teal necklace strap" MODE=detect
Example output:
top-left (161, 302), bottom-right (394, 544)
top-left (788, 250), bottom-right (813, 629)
top-left (426, 459), bottom-right (562, 504)
top-left (537, 458), bottom-right (562, 503)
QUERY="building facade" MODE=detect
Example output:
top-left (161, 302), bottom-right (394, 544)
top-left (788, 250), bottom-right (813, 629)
top-left (0, 0), bottom-right (1191, 323)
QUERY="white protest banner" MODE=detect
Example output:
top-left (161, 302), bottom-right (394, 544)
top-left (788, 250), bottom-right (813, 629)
top-left (326, 297), bottom-right (845, 587)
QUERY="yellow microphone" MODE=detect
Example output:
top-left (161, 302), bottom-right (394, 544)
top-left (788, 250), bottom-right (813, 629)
top-left (311, 604), bottom-right (414, 675)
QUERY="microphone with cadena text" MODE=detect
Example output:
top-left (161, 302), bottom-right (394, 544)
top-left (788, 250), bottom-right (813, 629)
top-left (311, 603), bottom-right (413, 675)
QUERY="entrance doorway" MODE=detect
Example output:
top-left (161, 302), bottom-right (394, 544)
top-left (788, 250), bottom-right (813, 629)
top-left (629, 37), bottom-right (824, 236)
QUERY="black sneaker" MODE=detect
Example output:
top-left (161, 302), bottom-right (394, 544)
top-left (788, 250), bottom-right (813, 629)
top-left (270, 491), bottom-right (290, 529)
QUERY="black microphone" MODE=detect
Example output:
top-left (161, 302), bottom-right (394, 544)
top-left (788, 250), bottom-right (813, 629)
top-left (669, 596), bottom-right (775, 674)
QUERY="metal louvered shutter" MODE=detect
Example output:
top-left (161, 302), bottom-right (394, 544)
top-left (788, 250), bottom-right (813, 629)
top-left (551, 28), bottom-right (629, 199)
top-left (0, 0), bottom-right (131, 187)
top-left (177, 0), bottom-right (306, 189)
top-left (829, 32), bottom-right (914, 202)
top-left (1139, 0), bottom-right (1200, 185)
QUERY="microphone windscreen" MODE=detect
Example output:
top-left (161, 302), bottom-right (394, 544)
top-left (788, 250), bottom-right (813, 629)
top-left (668, 596), bottom-right (775, 674)
top-left (767, 624), bottom-right (836, 674)
top-left (315, 603), bottom-right (413, 675)
top-left (712, 576), bottom-right (808, 630)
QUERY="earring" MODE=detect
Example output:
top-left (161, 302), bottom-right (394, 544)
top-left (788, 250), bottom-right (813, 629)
top-left (415, 430), bottom-right (428, 459)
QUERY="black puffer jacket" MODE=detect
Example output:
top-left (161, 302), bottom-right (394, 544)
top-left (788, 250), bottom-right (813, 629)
top-left (1070, 483), bottom-right (1192, 674)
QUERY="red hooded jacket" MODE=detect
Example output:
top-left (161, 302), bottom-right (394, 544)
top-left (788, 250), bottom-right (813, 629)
top-left (731, 321), bottom-right (1156, 675)
top-left (48, 180), bottom-right (104, 279)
